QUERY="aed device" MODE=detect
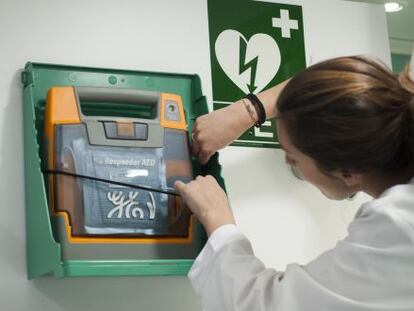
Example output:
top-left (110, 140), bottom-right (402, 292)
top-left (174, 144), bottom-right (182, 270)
top-left (44, 86), bottom-right (198, 258)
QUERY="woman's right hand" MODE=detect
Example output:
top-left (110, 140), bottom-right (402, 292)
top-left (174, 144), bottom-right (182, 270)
top-left (191, 100), bottom-right (254, 164)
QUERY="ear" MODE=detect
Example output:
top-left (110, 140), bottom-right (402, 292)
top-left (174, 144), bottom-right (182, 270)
top-left (337, 170), bottom-right (363, 187)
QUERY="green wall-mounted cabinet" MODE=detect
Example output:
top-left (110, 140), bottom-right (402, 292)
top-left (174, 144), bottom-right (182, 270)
top-left (22, 62), bottom-right (225, 279)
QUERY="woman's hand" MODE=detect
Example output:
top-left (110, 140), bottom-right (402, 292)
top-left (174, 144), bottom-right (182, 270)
top-left (191, 80), bottom-right (289, 164)
top-left (174, 175), bottom-right (235, 236)
top-left (191, 101), bottom-right (254, 164)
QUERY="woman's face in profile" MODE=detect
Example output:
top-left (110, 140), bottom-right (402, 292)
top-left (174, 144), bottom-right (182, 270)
top-left (276, 120), bottom-right (356, 200)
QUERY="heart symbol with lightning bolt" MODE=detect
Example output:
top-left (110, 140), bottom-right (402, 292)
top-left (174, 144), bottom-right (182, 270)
top-left (215, 30), bottom-right (281, 94)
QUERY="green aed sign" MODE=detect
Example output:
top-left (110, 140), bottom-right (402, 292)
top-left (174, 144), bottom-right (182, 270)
top-left (208, 0), bottom-right (306, 148)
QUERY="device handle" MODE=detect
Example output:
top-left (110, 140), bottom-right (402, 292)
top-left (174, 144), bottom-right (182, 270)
top-left (75, 86), bottom-right (160, 121)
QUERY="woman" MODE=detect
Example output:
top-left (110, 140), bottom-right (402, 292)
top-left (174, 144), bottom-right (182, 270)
top-left (174, 53), bottom-right (414, 310)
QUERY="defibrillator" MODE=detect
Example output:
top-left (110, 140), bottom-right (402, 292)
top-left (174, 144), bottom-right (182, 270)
top-left (44, 86), bottom-right (194, 243)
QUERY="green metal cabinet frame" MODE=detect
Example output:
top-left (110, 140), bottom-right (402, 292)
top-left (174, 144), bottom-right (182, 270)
top-left (22, 62), bottom-right (225, 279)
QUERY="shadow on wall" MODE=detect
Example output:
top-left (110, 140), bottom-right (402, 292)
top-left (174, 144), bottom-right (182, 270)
top-left (218, 145), bottom-right (369, 264)
top-left (33, 276), bottom-right (199, 311)
top-left (219, 147), bottom-right (339, 211)
top-left (0, 69), bottom-right (26, 278)
top-left (220, 145), bottom-right (369, 214)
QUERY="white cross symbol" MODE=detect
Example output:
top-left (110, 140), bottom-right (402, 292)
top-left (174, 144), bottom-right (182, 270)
top-left (272, 9), bottom-right (298, 39)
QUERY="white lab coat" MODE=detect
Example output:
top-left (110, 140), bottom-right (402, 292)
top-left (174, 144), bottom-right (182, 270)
top-left (188, 178), bottom-right (414, 311)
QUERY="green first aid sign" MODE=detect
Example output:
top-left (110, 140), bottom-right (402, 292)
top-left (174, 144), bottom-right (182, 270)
top-left (208, 0), bottom-right (306, 148)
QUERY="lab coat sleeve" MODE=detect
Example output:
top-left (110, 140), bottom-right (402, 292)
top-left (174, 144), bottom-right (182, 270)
top-left (188, 195), bottom-right (414, 311)
top-left (188, 224), bottom-right (285, 311)
top-left (187, 225), bottom-right (375, 311)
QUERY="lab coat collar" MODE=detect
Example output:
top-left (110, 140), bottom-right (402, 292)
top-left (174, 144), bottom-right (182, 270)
top-left (377, 176), bottom-right (414, 199)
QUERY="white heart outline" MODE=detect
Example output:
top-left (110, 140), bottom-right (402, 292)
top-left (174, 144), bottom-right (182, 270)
top-left (215, 29), bottom-right (281, 94)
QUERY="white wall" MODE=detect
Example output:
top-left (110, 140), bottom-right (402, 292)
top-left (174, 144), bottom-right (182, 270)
top-left (0, 0), bottom-right (390, 310)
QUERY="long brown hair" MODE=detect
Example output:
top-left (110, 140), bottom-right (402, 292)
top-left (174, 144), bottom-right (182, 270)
top-left (277, 55), bottom-right (414, 175)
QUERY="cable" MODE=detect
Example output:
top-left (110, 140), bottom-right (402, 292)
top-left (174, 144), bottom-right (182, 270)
top-left (42, 169), bottom-right (180, 197)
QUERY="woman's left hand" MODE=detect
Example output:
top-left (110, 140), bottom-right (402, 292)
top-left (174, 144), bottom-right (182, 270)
top-left (174, 175), bottom-right (235, 236)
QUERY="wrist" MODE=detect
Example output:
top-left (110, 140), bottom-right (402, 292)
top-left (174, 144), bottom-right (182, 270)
top-left (203, 209), bottom-right (236, 236)
top-left (230, 100), bottom-right (256, 129)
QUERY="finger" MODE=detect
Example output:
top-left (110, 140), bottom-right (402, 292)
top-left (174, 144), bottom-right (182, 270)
top-left (192, 119), bottom-right (200, 132)
top-left (204, 175), bottom-right (222, 195)
top-left (194, 114), bottom-right (206, 124)
top-left (205, 175), bottom-right (217, 183)
top-left (191, 137), bottom-right (201, 157)
top-left (174, 180), bottom-right (187, 193)
top-left (198, 150), bottom-right (212, 165)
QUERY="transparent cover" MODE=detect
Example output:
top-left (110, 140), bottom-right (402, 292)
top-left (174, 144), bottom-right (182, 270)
top-left (52, 124), bottom-right (192, 237)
